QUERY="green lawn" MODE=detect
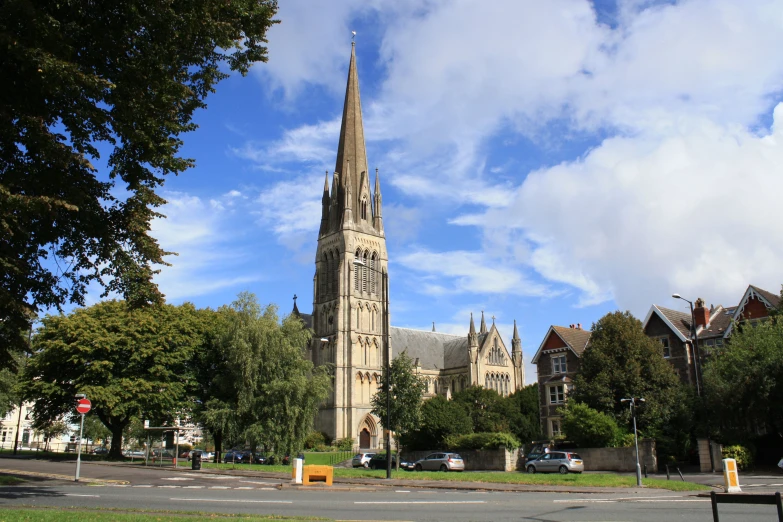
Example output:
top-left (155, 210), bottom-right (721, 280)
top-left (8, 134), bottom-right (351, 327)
top-left (0, 507), bottom-right (327, 521)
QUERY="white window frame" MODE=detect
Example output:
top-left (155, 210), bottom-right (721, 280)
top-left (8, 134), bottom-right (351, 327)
top-left (658, 336), bottom-right (671, 358)
top-left (549, 384), bottom-right (565, 404)
top-left (552, 354), bottom-right (567, 374)
top-left (551, 419), bottom-right (562, 437)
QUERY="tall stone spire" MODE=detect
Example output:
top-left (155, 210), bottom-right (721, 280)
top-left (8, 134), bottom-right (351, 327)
top-left (480, 311), bottom-right (488, 334)
top-left (334, 42), bottom-right (369, 221)
top-left (511, 319), bottom-right (524, 388)
top-left (373, 168), bottom-right (384, 233)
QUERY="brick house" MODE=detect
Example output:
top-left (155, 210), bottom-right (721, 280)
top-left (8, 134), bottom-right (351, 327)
top-left (643, 284), bottom-right (780, 389)
top-left (531, 324), bottom-right (591, 438)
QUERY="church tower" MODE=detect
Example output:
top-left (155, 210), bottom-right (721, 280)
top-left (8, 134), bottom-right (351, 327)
top-left (310, 42), bottom-right (389, 446)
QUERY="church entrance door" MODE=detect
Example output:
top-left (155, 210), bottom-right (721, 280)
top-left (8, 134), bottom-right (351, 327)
top-left (359, 428), bottom-right (370, 449)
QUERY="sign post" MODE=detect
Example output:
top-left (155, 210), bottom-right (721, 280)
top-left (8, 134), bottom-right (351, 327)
top-left (75, 397), bottom-right (91, 482)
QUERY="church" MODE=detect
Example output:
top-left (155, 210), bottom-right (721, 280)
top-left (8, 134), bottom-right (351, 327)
top-left (295, 42), bottom-right (524, 449)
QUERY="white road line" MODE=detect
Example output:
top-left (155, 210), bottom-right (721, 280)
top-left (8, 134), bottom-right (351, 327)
top-left (162, 477), bottom-right (193, 481)
top-left (260, 487), bottom-right (277, 491)
top-left (396, 490), bottom-right (411, 493)
top-left (239, 480), bottom-right (278, 485)
top-left (355, 501), bottom-right (486, 505)
top-left (171, 498), bottom-right (292, 504)
top-left (158, 485), bottom-right (180, 489)
top-left (235, 486), bottom-right (254, 490)
top-left (209, 486), bottom-right (231, 489)
top-left (132, 485), bottom-right (153, 488)
top-left (183, 486), bottom-right (205, 489)
top-left (65, 494), bottom-right (100, 498)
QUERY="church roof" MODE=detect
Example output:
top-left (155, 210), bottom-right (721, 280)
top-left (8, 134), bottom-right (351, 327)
top-left (390, 327), bottom-right (468, 370)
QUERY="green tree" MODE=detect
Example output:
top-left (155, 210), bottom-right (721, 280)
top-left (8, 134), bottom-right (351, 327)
top-left (81, 414), bottom-right (111, 446)
top-left (401, 395), bottom-right (473, 450)
top-left (24, 300), bottom-right (203, 458)
top-left (452, 386), bottom-right (506, 432)
top-left (703, 317), bottom-right (783, 441)
top-left (570, 311), bottom-right (685, 434)
top-left (371, 351), bottom-right (426, 467)
top-left (0, 0), bottom-right (278, 361)
top-left (32, 419), bottom-right (69, 452)
top-left (561, 402), bottom-right (625, 448)
top-left (496, 384), bottom-right (544, 445)
top-left (196, 293), bottom-right (331, 459)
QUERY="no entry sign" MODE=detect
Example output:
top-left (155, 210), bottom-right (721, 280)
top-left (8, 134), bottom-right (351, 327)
top-left (76, 398), bottom-right (91, 415)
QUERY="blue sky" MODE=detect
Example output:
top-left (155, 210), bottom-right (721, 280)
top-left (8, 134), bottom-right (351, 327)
top-left (111, 0), bottom-right (783, 384)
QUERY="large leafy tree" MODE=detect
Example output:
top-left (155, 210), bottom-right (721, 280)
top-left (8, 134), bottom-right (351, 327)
top-left (497, 384), bottom-right (544, 445)
top-left (570, 311), bottom-right (686, 434)
top-left (0, 0), bottom-right (278, 362)
top-left (561, 402), bottom-right (625, 448)
top-left (24, 300), bottom-right (203, 458)
top-left (196, 293), bottom-right (331, 459)
top-left (703, 317), bottom-right (783, 442)
top-left (371, 351), bottom-right (426, 465)
top-left (401, 395), bottom-right (473, 450)
top-left (452, 386), bottom-right (507, 432)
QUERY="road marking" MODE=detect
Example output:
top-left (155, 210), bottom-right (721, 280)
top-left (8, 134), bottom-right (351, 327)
top-left (162, 477), bottom-right (193, 481)
top-left (158, 485), bottom-right (180, 488)
top-left (239, 480), bottom-right (278, 485)
top-left (183, 486), bottom-right (205, 489)
top-left (396, 490), bottom-right (411, 493)
top-left (235, 486), bottom-right (254, 490)
top-left (171, 498), bottom-right (292, 504)
top-left (355, 501), bottom-right (486, 505)
top-left (209, 486), bottom-right (231, 489)
top-left (66, 494), bottom-right (100, 498)
top-left (554, 497), bottom-right (709, 504)
top-left (132, 485), bottom-right (153, 488)
top-left (260, 487), bottom-right (277, 491)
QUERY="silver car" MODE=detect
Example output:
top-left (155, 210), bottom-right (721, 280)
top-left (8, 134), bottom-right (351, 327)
top-left (352, 452), bottom-right (375, 468)
top-left (413, 452), bottom-right (465, 472)
top-left (526, 451), bottom-right (584, 474)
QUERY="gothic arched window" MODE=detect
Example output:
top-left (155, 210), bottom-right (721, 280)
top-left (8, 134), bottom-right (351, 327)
top-left (354, 249), bottom-right (361, 291)
top-left (362, 250), bottom-right (368, 293)
top-left (370, 253), bottom-right (377, 294)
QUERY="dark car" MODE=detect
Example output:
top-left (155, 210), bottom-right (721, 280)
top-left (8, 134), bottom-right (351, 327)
top-left (91, 447), bottom-right (109, 455)
top-left (223, 450), bottom-right (252, 463)
top-left (368, 453), bottom-right (413, 471)
top-left (253, 453), bottom-right (267, 465)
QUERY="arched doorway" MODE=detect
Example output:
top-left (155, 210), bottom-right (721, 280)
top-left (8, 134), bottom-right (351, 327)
top-left (357, 414), bottom-right (378, 450)
top-left (359, 428), bottom-right (370, 449)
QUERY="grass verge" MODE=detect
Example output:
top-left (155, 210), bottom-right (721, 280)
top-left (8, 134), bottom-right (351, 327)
top-left (0, 475), bottom-right (25, 486)
top-left (0, 506), bottom-right (329, 521)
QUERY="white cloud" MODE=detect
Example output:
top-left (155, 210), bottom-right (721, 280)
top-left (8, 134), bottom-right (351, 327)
top-left (150, 193), bottom-right (262, 301)
top-left (231, 118), bottom-right (341, 169)
top-left (396, 248), bottom-right (549, 297)
top-left (466, 105), bottom-right (783, 313)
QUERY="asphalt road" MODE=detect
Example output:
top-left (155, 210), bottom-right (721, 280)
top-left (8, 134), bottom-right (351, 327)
top-left (1, 458), bottom-right (781, 521)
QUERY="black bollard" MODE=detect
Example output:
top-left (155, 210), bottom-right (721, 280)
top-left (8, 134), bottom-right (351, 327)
top-left (666, 464), bottom-right (671, 481)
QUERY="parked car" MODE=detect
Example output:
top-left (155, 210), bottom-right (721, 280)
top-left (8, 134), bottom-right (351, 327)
top-left (123, 450), bottom-right (145, 458)
top-left (367, 453), bottom-right (413, 470)
top-left (253, 453), bottom-right (267, 465)
top-left (179, 450), bottom-right (192, 459)
top-left (413, 452), bottom-right (465, 472)
top-left (525, 451), bottom-right (584, 474)
top-left (223, 450), bottom-right (252, 463)
top-left (352, 452), bottom-right (376, 468)
top-left (91, 447), bottom-right (109, 455)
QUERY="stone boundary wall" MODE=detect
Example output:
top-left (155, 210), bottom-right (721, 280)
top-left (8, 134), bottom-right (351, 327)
top-left (573, 439), bottom-right (657, 472)
top-left (403, 447), bottom-right (520, 472)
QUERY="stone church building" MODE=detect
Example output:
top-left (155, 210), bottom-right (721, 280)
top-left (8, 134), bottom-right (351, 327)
top-left (295, 43), bottom-right (524, 449)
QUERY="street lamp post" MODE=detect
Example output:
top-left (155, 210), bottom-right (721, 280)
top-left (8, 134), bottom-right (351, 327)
top-left (672, 293), bottom-right (715, 473)
top-left (354, 258), bottom-right (392, 479)
top-left (621, 397), bottom-right (645, 487)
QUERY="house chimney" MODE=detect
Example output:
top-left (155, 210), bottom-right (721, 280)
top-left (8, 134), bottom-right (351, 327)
top-left (569, 324), bottom-right (574, 329)
top-left (577, 323), bottom-right (582, 330)
top-left (694, 298), bottom-right (710, 328)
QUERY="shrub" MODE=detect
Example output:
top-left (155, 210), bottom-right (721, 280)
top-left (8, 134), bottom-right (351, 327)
top-left (304, 431), bottom-right (329, 450)
top-left (177, 443), bottom-right (192, 453)
top-left (334, 437), bottom-right (354, 451)
top-left (722, 445), bottom-right (754, 470)
top-left (561, 402), bottom-right (624, 448)
top-left (443, 432), bottom-right (521, 450)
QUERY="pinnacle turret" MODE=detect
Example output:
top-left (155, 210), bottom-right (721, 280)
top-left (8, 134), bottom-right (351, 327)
top-left (480, 311), bottom-right (487, 334)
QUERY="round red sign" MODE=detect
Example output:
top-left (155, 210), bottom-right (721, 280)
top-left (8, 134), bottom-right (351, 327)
top-left (76, 398), bottom-right (91, 414)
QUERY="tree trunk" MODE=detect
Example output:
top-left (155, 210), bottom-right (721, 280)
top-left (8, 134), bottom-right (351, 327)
top-left (213, 430), bottom-right (222, 463)
top-left (109, 423), bottom-right (125, 459)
